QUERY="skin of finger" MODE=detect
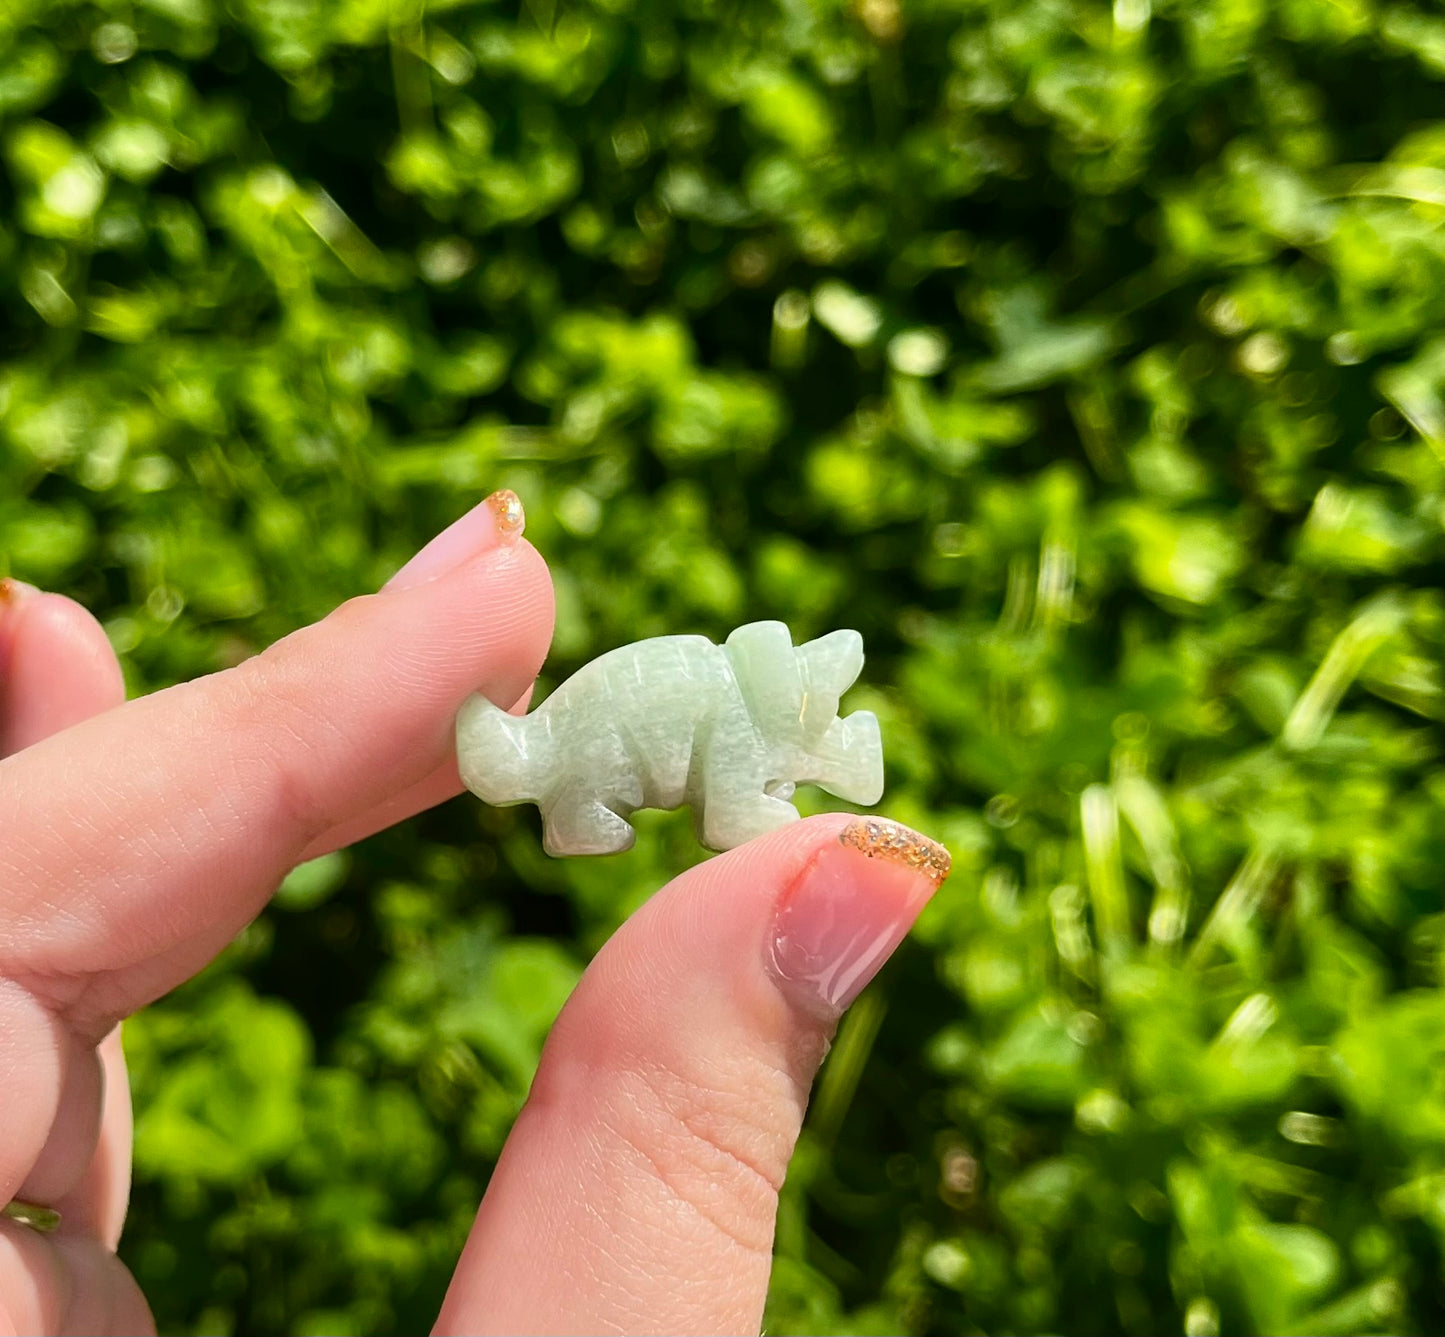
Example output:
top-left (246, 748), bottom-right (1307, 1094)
top-left (0, 1222), bottom-right (154, 1337)
top-left (0, 539), bottom-right (553, 1038)
top-left (0, 589), bottom-right (135, 1233)
top-left (14, 1033), bottom-right (104, 1212)
top-left (51, 1028), bottom-right (131, 1249)
top-left (0, 593), bottom-right (127, 755)
top-left (0, 979), bottom-right (69, 1216)
top-left (435, 814), bottom-right (897, 1337)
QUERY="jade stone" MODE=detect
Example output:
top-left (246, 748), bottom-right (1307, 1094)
top-left (456, 621), bottom-right (885, 855)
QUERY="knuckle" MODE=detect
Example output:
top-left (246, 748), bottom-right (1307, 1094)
top-left (604, 1052), bottom-right (801, 1256)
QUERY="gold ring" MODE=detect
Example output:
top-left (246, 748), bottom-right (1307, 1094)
top-left (3, 1200), bottom-right (60, 1232)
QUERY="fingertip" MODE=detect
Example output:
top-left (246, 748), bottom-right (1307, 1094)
top-left (293, 561), bottom-right (548, 859)
top-left (384, 488), bottom-right (528, 592)
top-left (768, 815), bottom-right (950, 1017)
top-left (0, 577), bottom-right (39, 608)
top-left (578, 813), bottom-right (946, 1056)
top-left (2, 591), bottom-right (126, 755)
top-left (488, 538), bottom-right (556, 698)
top-left (436, 812), bottom-right (948, 1336)
top-left (0, 578), bottom-right (38, 676)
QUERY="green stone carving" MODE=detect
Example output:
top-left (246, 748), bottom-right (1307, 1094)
top-left (456, 621), bottom-right (885, 855)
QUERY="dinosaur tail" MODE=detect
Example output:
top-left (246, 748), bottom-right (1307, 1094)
top-left (455, 694), bottom-right (554, 806)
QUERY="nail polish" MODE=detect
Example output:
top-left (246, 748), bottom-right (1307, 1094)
top-left (385, 489), bottom-right (525, 592)
top-left (0, 578), bottom-right (38, 605)
top-left (770, 818), bottom-right (951, 1017)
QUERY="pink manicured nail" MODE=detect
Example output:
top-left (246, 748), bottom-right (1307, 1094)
top-left (385, 489), bottom-right (525, 592)
top-left (770, 818), bottom-right (951, 1017)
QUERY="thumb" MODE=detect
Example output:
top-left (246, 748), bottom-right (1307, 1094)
top-left (435, 814), bottom-right (950, 1337)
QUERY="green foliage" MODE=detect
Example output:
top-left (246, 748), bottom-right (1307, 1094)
top-left (6, 0), bottom-right (1445, 1332)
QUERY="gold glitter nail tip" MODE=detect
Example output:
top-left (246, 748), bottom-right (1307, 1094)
top-left (838, 817), bottom-right (952, 885)
top-left (486, 489), bottom-right (525, 539)
top-left (0, 577), bottom-right (36, 605)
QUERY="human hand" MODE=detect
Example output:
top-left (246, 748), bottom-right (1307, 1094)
top-left (0, 492), bottom-right (949, 1336)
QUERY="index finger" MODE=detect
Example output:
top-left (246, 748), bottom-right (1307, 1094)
top-left (0, 492), bottom-right (553, 1035)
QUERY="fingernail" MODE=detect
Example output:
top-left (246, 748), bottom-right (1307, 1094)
top-left (0, 578), bottom-right (38, 606)
top-left (770, 818), bottom-right (951, 1017)
top-left (385, 490), bottom-right (525, 592)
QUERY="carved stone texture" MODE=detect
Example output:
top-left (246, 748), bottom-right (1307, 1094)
top-left (456, 620), bottom-right (885, 855)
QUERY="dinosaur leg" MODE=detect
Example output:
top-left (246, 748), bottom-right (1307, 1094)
top-left (809, 710), bottom-right (884, 806)
top-left (697, 785), bottom-right (800, 851)
top-left (690, 711), bottom-right (801, 850)
top-left (541, 784), bottom-right (636, 857)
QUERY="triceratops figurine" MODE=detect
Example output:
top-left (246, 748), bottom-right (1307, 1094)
top-left (456, 621), bottom-right (885, 855)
